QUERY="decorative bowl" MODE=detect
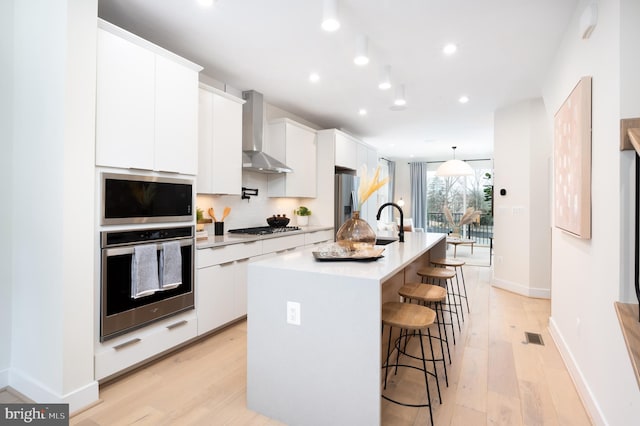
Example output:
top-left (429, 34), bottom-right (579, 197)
top-left (267, 215), bottom-right (290, 227)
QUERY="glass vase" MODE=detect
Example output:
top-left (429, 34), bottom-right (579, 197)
top-left (336, 211), bottom-right (376, 252)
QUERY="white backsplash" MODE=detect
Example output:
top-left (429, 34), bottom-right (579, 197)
top-left (196, 170), bottom-right (316, 233)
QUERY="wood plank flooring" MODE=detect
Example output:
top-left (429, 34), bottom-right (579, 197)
top-left (6, 264), bottom-right (590, 425)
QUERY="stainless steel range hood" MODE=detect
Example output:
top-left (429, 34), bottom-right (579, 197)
top-left (242, 90), bottom-right (293, 174)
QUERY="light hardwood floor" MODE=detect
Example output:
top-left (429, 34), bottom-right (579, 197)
top-left (53, 264), bottom-right (589, 425)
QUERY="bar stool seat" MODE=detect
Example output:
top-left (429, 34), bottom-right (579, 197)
top-left (431, 257), bottom-right (470, 314)
top-left (381, 302), bottom-right (439, 425)
top-left (416, 266), bottom-right (456, 281)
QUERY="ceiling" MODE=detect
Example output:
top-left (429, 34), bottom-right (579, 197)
top-left (97, 0), bottom-right (577, 162)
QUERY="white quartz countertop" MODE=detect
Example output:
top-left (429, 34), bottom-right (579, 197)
top-left (196, 225), bottom-right (333, 249)
top-left (250, 232), bottom-right (446, 283)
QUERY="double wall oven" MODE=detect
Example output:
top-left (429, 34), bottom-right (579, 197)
top-left (99, 173), bottom-right (195, 341)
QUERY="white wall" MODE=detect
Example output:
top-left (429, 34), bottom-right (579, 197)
top-left (10, 0), bottom-right (98, 411)
top-left (0, 0), bottom-right (14, 387)
top-left (543, 0), bottom-right (640, 423)
top-left (493, 98), bottom-right (551, 298)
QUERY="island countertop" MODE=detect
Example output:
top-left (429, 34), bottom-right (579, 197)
top-left (249, 231), bottom-right (446, 282)
top-left (246, 232), bottom-right (447, 426)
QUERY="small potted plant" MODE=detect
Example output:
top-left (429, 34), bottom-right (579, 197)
top-left (294, 206), bottom-right (312, 226)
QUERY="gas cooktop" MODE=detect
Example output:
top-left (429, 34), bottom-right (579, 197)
top-left (228, 226), bottom-right (301, 235)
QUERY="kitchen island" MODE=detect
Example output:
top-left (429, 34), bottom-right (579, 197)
top-left (246, 232), bottom-right (446, 425)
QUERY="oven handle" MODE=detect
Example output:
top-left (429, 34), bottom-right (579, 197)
top-left (103, 238), bottom-right (193, 257)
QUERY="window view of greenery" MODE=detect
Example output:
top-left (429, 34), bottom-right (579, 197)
top-left (426, 168), bottom-right (493, 245)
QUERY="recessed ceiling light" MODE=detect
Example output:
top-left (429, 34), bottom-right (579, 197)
top-left (358, 108), bottom-right (367, 116)
top-left (459, 95), bottom-right (469, 104)
top-left (443, 43), bottom-right (457, 55)
top-left (309, 73), bottom-right (320, 83)
top-left (322, 0), bottom-right (340, 32)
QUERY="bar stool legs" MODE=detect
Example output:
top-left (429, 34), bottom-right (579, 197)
top-left (416, 267), bottom-right (462, 342)
top-left (431, 257), bottom-right (470, 314)
top-left (381, 302), bottom-right (440, 425)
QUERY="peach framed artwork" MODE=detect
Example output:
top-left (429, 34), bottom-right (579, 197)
top-left (553, 76), bottom-right (592, 239)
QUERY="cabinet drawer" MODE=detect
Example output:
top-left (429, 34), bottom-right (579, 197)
top-left (262, 234), bottom-right (306, 253)
top-left (95, 312), bottom-right (197, 380)
top-left (197, 240), bottom-right (262, 267)
top-left (305, 230), bottom-right (334, 245)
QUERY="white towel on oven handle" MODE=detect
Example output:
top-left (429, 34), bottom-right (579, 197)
top-left (131, 244), bottom-right (160, 298)
top-left (160, 241), bottom-right (182, 290)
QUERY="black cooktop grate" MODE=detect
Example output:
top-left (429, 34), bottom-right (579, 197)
top-left (228, 226), bottom-right (301, 235)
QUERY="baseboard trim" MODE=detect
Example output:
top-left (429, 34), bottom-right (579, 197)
top-left (548, 317), bottom-right (605, 425)
top-left (9, 368), bottom-right (99, 413)
top-left (492, 278), bottom-right (550, 299)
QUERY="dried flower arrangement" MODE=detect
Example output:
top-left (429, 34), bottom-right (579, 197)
top-left (357, 165), bottom-right (389, 211)
top-left (444, 206), bottom-right (482, 229)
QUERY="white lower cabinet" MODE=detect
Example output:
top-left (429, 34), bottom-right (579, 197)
top-left (304, 229), bottom-right (334, 246)
top-left (94, 311), bottom-right (197, 381)
top-left (196, 241), bottom-right (262, 335)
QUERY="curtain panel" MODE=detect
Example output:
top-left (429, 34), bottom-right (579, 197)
top-left (409, 162), bottom-right (427, 229)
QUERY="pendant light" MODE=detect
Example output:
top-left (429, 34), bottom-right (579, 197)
top-left (321, 0), bottom-right (340, 32)
top-left (393, 84), bottom-right (406, 106)
top-left (354, 34), bottom-right (369, 65)
top-left (435, 146), bottom-right (473, 176)
top-left (378, 65), bottom-right (392, 90)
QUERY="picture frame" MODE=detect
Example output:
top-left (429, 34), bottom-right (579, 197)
top-left (553, 76), bottom-right (592, 239)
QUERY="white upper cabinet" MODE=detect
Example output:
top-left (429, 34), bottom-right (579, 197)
top-left (197, 85), bottom-right (244, 194)
top-left (267, 118), bottom-right (317, 198)
top-left (95, 21), bottom-right (201, 174)
top-left (334, 131), bottom-right (359, 170)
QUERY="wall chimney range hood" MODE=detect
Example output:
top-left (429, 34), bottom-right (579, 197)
top-left (242, 90), bottom-right (293, 174)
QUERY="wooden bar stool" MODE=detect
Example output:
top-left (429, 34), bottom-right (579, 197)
top-left (431, 257), bottom-right (470, 314)
top-left (398, 282), bottom-right (451, 384)
top-left (381, 301), bottom-right (439, 425)
top-left (416, 266), bottom-right (462, 341)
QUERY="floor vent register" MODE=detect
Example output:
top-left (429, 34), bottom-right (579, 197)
top-left (524, 331), bottom-right (544, 345)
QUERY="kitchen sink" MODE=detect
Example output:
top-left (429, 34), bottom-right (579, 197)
top-left (375, 237), bottom-right (398, 246)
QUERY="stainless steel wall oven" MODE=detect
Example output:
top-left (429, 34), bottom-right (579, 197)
top-left (100, 226), bottom-right (195, 341)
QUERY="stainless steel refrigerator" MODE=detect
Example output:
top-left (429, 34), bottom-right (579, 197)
top-left (334, 173), bottom-right (359, 236)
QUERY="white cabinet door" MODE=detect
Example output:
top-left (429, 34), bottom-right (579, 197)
top-left (334, 131), bottom-right (358, 170)
top-left (267, 119), bottom-right (317, 198)
top-left (197, 89), bottom-right (214, 193)
top-left (96, 28), bottom-right (155, 170)
top-left (96, 24), bottom-right (200, 174)
top-left (155, 55), bottom-right (199, 174)
top-left (197, 88), bottom-right (243, 194)
top-left (196, 263), bottom-right (236, 335)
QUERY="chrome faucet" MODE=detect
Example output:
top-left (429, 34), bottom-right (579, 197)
top-left (376, 202), bottom-right (404, 242)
